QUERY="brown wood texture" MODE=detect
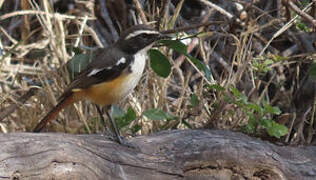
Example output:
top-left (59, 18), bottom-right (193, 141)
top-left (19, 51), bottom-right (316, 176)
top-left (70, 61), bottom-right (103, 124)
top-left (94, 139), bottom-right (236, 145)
top-left (0, 130), bottom-right (315, 180)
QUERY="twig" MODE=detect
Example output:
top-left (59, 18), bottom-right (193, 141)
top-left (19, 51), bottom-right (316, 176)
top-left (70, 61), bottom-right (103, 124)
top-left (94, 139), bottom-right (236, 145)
top-left (0, 10), bottom-right (95, 21)
top-left (74, 15), bottom-right (89, 47)
top-left (161, 21), bottom-right (224, 34)
top-left (73, 19), bottom-right (104, 48)
top-left (285, 1), bottom-right (316, 28)
top-left (133, 0), bottom-right (148, 23)
top-left (259, 2), bottom-right (313, 56)
top-left (211, 51), bottom-right (231, 72)
top-left (157, 0), bottom-right (170, 30)
top-left (307, 97), bottom-right (316, 144)
top-left (0, 26), bottom-right (18, 44)
top-left (0, 88), bottom-right (39, 121)
top-left (198, 0), bottom-right (241, 23)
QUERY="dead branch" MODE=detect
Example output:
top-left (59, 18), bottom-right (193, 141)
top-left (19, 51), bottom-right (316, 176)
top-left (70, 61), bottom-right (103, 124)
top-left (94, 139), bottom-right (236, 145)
top-left (0, 130), bottom-right (315, 179)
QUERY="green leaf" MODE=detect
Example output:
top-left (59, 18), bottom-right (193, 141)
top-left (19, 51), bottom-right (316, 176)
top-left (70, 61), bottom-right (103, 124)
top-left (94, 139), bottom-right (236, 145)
top-left (148, 49), bottom-right (172, 78)
top-left (207, 84), bottom-right (225, 91)
top-left (72, 47), bottom-right (83, 55)
top-left (272, 55), bottom-right (288, 62)
top-left (242, 124), bottom-right (256, 134)
top-left (262, 100), bottom-right (281, 115)
top-left (230, 87), bottom-right (248, 104)
top-left (125, 107), bottom-right (136, 122)
top-left (164, 112), bottom-right (178, 121)
top-left (230, 87), bottom-right (240, 97)
top-left (263, 59), bottom-right (273, 66)
top-left (111, 105), bottom-right (125, 119)
top-left (112, 106), bottom-right (136, 129)
top-left (159, 39), bottom-right (187, 54)
top-left (143, 108), bottom-right (167, 120)
top-left (261, 119), bottom-right (288, 138)
top-left (187, 55), bottom-right (204, 70)
top-left (160, 39), bottom-right (211, 80)
top-left (190, 94), bottom-right (199, 107)
top-left (247, 103), bottom-right (262, 114)
top-left (66, 53), bottom-right (94, 80)
top-left (296, 18), bottom-right (311, 32)
top-left (309, 62), bottom-right (316, 80)
top-left (131, 124), bottom-right (142, 133)
top-left (187, 55), bottom-right (211, 80)
top-left (143, 108), bottom-right (177, 121)
top-left (243, 115), bottom-right (257, 134)
top-left (182, 119), bottom-right (192, 129)
top-left (263, 104), bottom-right (281, 115)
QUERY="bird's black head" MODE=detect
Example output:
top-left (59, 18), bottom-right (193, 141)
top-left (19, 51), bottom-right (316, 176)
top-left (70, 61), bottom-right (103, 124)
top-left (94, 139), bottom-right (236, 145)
top-left (116, 24), bottom-right (168, 54)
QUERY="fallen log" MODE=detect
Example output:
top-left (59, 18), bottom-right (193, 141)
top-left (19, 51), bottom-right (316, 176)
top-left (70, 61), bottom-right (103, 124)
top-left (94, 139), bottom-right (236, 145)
top-left (0, 130), bottom-right (315, 179)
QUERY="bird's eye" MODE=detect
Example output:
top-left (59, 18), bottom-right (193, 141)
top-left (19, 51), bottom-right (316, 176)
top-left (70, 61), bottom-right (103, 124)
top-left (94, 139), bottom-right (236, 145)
top-left (140, 34), bottom-right (148, 38)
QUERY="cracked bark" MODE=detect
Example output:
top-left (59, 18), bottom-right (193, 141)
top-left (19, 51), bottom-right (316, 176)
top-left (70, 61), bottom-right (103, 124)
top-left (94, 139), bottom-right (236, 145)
top-left (0, 130), bottom-right (315, 180)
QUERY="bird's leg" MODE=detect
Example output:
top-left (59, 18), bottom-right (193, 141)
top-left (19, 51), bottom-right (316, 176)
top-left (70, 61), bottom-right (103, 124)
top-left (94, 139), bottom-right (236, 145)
top-left (105, 105), bottom-right (124, 144)
top-left (95, 105), bottom-right (105, 124)
top-left (95, 105), bottom-right (118, 141)
top-left (95, 105), bottom-right (111, 133)
top-left (95, 105), bottom-right (138, 149)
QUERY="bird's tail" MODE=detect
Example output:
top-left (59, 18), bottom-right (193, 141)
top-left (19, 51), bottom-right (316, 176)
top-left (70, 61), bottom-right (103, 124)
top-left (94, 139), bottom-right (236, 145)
top-left (33, 93), bottom-right (74, 132)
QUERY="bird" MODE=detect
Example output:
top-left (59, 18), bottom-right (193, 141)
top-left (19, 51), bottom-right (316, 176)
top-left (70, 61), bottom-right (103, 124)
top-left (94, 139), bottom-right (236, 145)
top-left (33, 24), bottom-right (169, 145)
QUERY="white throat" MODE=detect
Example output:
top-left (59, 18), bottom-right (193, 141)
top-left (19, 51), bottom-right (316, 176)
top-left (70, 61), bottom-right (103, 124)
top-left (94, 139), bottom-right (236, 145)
top-left (130, 43), bottom-right (154, 74)
top-left (131, 49), bottom-right (147, 76)
top-left (116, 45), bottom-right (152, 100)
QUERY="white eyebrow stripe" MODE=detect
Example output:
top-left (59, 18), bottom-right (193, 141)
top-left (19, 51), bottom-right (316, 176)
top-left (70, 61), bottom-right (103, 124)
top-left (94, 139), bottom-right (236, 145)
top-left (125, 30), bottom-right (159, 40)
top-left (115, 57), bottom-right (126, 66)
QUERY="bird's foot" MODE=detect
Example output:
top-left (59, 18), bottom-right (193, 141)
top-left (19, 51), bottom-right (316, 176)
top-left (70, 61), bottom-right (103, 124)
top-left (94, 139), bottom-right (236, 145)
top-left (103, 131), bottom-right (139, 150)
top-left (116, 136), bottom-right (140, 150)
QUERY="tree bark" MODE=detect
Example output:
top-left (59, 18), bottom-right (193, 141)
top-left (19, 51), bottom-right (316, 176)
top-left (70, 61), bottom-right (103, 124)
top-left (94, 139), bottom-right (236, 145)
top-left (0, 130), bottom-right (315, 180)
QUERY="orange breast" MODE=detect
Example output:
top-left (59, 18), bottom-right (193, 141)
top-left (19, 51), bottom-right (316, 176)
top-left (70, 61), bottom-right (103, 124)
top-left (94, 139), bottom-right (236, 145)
top-left (72, 74), bottom-right (129, 105)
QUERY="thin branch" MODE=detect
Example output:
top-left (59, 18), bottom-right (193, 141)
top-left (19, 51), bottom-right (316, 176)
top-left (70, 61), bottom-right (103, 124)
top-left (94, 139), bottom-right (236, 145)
top-left (0, 10), bottom-right (95, 21)
top-left (161, 21), bottom-right (224, 34)
top-left (286, 1), bottom-right (316, 28)
top-left (0, 88), bottom-right (39, 121)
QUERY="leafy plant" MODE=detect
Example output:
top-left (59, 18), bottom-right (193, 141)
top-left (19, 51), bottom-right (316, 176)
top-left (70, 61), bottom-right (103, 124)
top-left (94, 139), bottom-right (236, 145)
top-left (111, 105), bottom-right (143, 134)
top-left (208, 85), bottom-right (287, 138)
top-left (229, 86), bottom-right (287, 138)
top-left (295, 16), bottom-right (311, 32)
top-left (111, 106), bottom-right (136, 129)
top-left (252, 57), bottom-right (274, 73)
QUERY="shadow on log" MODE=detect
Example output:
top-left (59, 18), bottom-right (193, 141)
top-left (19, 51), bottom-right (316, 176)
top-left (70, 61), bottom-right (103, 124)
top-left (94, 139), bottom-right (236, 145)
top-left (0, 130), bottom-right (316, 179)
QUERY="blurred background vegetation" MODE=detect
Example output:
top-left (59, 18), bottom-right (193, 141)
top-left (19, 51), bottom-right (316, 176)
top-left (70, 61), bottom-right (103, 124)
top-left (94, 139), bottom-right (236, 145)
top-left (0, 0), bottom-right (315, 145)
